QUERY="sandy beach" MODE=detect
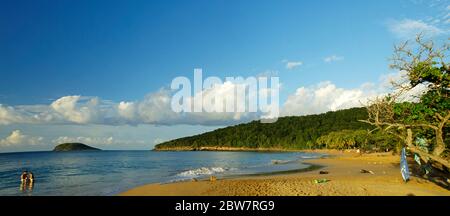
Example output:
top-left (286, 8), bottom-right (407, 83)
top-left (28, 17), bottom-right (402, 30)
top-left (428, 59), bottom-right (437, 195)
top-left (120, 150), bottom-right (450, 196)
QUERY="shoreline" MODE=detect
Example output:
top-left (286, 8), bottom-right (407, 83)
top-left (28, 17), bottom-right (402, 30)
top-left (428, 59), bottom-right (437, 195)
top-left (120, 150), bottom-right (450, 196)
top-left (153, 146), bottom-right (322, 152)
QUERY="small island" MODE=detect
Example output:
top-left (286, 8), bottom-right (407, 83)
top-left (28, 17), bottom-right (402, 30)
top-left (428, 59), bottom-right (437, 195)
top-left (53, 143), bottom-right (101, 152)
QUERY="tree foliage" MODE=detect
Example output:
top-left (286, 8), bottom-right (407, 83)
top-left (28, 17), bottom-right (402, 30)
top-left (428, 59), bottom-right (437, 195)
top-left (155, 107), bottom-right (395, 150)
top-left (362, 35), bottom-right (449, 169)
top-left (316, 129), bottom-right (399, 151)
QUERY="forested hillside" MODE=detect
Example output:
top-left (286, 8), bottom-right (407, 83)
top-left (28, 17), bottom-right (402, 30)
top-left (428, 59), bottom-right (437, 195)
top-left (154, 107), bottom-right (396, 151)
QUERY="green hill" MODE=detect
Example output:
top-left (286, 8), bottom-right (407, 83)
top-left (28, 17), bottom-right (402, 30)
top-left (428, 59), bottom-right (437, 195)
top-left (53, 143), bottom-right (101, 152)
top-left (155, 107), bottom-right (378, 151)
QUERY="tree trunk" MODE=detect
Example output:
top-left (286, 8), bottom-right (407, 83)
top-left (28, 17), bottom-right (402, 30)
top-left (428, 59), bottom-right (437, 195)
top-left (407, 145), bottom-right (450, 169)
top-left (406, 128), bottom-right (413, 147)
top-left (432, 128), bottom-right (445, 156)
top-left (404, 128), bottom-right (450, 169)
top-left (432, 111), bottom-right (450, 156)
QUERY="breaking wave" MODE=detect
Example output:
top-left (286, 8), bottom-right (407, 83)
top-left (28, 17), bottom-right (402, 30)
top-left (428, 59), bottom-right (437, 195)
top-left (271, 159), bottom-right (293, 165)
top-left (176, 167), bottom-right (231, 178)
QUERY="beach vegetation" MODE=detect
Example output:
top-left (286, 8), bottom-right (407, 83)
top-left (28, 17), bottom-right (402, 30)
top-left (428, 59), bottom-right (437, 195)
top-left (155, 107), bottom-right (397, 151)
top-left (315, 129), bottom-right (399, 151)
top-left (361, 35), bottom-right (449, 169)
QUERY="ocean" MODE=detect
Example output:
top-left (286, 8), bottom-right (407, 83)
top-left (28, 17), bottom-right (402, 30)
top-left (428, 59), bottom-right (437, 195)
top-left (0, 150), bottom-right (323, 196)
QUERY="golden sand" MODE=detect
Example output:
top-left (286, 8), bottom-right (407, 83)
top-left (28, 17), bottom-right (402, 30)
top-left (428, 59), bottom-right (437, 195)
top-left (120, 150), bottom-right (450, 196)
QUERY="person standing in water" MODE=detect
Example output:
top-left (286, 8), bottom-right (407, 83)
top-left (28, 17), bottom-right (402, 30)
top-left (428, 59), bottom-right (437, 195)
top-left (28, 172), bottom-right (34, 183)
top-left (20, 171), bottom-right (28, 183)
top-left (27, 172), bottom-right (34, 191)
top-left (20, 171), bottom-right (28, 192)
top-left (19, 171), bottom-right (35, 192)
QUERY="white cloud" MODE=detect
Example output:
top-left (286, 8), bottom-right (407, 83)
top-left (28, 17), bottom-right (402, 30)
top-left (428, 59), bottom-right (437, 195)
top-left (136, 90), bottom-right (182, 124)
top-left (173, 81), bottom-right (262, 124)
top-left (0, 130), bottom-right (24, 146)
top-left (387, 19), bottom-right (445, 38)
top-left (324, 55), bottom-right (344, 63)
top-left (285, 61), bottom-right (303, 69)
top-left (0, 130), bottom-right (43, 146)
top-left (117, 101), bottom-right (136, 120)
top-left (0, 71), bottom-right (427, 127)
top-left (281, 82), bottom-right (377, 116)
top-left (0, 81), bottom-right (264, 126)
top-left (281, 71), bottom-right (427, 117)
top-left (50, 96), bottom-right (100, 124)
top-left (378, 71), bottom-right (428, 102)
top-left (0, 105), bottom-right (24, 125)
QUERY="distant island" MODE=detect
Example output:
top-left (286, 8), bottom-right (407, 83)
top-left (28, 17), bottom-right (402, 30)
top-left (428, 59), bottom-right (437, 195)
top-left (154, 107), bottom-right (398, 152)
top-left (53, 143), bottom-right (101, 152)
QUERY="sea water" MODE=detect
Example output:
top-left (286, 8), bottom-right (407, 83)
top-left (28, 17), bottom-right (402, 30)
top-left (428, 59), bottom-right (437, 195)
top-left (0, 150), bottom-right (322, 196)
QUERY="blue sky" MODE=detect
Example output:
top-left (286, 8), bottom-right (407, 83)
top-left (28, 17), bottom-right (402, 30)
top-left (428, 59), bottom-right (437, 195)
top-left (0, 0), bottom-right (449, 152)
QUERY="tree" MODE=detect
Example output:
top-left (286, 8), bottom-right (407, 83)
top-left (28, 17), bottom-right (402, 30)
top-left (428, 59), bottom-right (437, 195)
top-left (361, 35), bottom-right (449, 169)
top-left (316, 130), bottom-right (367, 150)
top-left (155, 107), bottom-right (371, 150)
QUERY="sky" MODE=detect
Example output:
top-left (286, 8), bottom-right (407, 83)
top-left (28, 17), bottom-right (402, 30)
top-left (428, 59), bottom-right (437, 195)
top-left (0, 0), bottom-right (449, 152)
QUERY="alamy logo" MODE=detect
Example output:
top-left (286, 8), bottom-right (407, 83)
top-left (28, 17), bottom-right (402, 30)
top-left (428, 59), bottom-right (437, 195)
top-left (170, 69), bottom-right (280, 123)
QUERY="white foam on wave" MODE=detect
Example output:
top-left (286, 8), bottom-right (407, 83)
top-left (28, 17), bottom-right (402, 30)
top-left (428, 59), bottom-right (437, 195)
top-left (299, 155), bottom-right (320, 159)
top-left (271, 159), bottom-right (293, 165)
top-left (177, 167), bottom-right (229, 178)
top-left (271, 154), bottom-right (321, 165)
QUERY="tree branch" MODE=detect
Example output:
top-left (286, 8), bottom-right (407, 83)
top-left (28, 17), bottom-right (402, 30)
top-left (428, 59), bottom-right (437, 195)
top-left (407, 145), bottom-right (450, 169)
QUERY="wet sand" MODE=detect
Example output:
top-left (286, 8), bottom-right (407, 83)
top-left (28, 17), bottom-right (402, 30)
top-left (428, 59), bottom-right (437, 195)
top-left (120, 150), bottom-right (450, 196)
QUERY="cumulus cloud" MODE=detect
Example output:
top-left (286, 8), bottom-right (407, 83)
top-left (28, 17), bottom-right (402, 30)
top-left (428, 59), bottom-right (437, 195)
top-left (281, 71), bottom-right (427, 117)
top-left (284, 61), bottom-right (303, 69)
top-left (0, 81), bottom-right (268, 126)
top-left (51, 96), bottom-right (100, 124)
top-left (378, 71), bottom-right (428, 102)
top-left (324, 55), bottom-right (344, 63)
top-left (0, 71), bottom-right (426, 126)
top-left (387, 19), bottom-right (445, 38)
top-left (281, 81), bottom-right (378, 116)
top-left (117, 101), bottom-right (136, 120)
top-left (0, 105), bottom-right (24, 125)
top-left (0, 130), bottom-right (43, 146)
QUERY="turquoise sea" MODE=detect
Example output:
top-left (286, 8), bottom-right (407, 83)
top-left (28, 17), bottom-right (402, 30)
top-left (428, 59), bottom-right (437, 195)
top-left (0, 151), bottom-right (322, 196)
